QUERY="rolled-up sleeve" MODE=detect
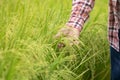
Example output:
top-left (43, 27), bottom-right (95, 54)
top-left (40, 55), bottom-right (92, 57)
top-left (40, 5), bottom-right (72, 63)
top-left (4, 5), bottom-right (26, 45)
top-left (66, 0), bottom-right (95, 32)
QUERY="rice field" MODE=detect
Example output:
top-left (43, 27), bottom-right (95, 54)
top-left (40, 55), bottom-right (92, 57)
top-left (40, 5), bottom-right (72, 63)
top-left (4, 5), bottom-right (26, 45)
top-left (0, 0), bottom-right (110, 80)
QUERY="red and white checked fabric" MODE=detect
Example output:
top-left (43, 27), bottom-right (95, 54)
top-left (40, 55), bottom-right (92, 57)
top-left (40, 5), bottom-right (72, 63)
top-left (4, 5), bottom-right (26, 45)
top-left (66, 0), bottom-right (95, 31)
top-left (66, 0), bottom-right (120, 52)
top-left (109, 0), bottom-right (120, 52)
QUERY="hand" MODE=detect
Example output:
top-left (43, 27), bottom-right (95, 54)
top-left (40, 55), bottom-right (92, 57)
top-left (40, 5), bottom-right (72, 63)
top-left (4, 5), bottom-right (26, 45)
top-left (55, 26), bottom-right (80, 48)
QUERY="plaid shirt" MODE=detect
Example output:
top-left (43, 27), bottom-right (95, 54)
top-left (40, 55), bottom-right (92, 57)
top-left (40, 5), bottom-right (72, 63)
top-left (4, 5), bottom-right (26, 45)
top-left (66, 0), bottom-right (120, 52)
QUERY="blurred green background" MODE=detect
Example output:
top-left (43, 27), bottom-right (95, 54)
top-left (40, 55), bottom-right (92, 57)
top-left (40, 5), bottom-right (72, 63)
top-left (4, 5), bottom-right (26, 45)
top-left (0, 0), bottom-right (110, 80)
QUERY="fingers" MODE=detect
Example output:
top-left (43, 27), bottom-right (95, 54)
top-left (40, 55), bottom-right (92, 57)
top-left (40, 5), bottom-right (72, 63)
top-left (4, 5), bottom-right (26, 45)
top-left (57, 37), bottom-right (79, 49)
top-left (69, 38), bottom-right (80, 46)
top-left (57, 42), bottom-right (65, 49)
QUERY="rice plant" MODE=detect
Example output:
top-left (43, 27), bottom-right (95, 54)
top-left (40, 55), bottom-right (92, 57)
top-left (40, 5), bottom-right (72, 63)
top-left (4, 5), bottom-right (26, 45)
top-left (0, 0), bottom-right (109, 80)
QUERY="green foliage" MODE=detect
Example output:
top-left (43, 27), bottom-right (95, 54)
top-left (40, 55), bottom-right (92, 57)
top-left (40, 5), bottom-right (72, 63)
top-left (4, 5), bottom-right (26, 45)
top-left (0, 0), bottom-right (109, 80)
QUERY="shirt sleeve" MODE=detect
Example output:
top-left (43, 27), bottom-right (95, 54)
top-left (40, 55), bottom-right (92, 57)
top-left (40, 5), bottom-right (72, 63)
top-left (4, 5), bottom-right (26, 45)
top-left (66, 0), bottom-right (95, 32)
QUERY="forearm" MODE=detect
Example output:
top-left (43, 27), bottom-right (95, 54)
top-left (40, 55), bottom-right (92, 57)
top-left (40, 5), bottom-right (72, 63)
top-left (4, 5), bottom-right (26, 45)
top-left (66, 0), bottom-right (95, 32)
